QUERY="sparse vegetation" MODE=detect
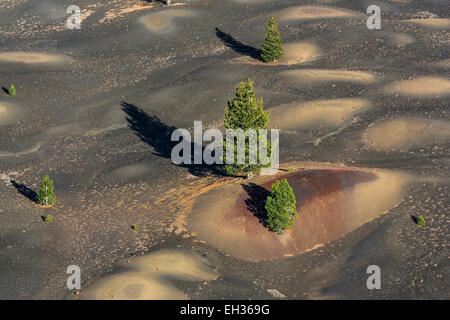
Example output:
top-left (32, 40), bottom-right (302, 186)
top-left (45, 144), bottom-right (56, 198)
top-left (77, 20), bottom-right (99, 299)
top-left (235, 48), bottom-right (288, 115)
top-left (265, 179), bottom-right (298, 234)
top-left (8, 84), bottom-right (16, 96)
top-left (37, 175), bottom-right (56, 206)
top-left (417, 215), bottom-right (425, 226)
top-left (261, 16), bottom-right (283, 63)
top-left (287, 165), bottom-right (293, 172)
top-left (132, 225), bottom-right (139, 231)
top-left (223, 79), bottom-right (271, 175)
top-left (44, 215), bottom-right (53, 223)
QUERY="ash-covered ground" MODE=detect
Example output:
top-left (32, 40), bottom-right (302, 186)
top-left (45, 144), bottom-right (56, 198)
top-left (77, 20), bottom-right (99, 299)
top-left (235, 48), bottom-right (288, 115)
top-left (0, 0), bottom-right (448, 299)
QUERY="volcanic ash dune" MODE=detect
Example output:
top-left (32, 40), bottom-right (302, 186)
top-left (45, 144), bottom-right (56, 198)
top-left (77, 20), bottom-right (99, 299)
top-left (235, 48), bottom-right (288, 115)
top-left (232, 42), bottom-right (321, 66)
top-left (364, 118), bottom-right (450, 151)
top-left (189, 165), bottom-right (409, 261)
top-left (0, 52), bottom-right (72, 65)
top-left (139, 9), bottom-right (196, 34)
top-left (82, 250), bottom-right (217, 300)
top-left (275, 42), bottom-right (321, 65)
top-left (431, 59), bottom-right (450, 68)
top-left (405, 18), bottom-right (450, 29)
top-left (276, 6), bottom-right (362, 22)
top-left (384, 76), bottom-right (450, 97)
top-left (269, 98), bottom-right (370, 130)
top-left (0, 102), bottom-right (23, 125)
top-left (280, 69), bottom-right (377, 86)
top-left (386, 32), bottom-right (415, 47)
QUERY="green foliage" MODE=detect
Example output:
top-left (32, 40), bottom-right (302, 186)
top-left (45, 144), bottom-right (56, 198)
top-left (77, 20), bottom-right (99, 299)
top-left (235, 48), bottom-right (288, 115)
top-left (37, 175), bottom-right (56, 206)
top-left (9, 85), bottom-right (16, 96)
top-left (265, 179), bottom-right (298, 234)
top-left (223, 79), bottom-right (271, 175)
top-left (44, 215), bottom-right (53, 223)
top-left (132, 225), bottom-right (139, 231)
top-left (224, 79), bottom-right (269, 130)
top-left (417, 215), bottom-right (425, 226)
top-left (261, 16), bottom-right (283, 63)
top-left (287, 165), bottom-right (293, 172)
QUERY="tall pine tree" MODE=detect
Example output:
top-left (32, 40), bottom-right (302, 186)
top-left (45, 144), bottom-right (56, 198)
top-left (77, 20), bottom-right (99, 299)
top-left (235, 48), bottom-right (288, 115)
top-left (37, 175), bottom-right (56, 206)
top-left (223, 79), bottom-right (271, 175)
top-left (265, 179), bottom-right (298, 234)
top-left (261, 16), bottom-right (283, 63)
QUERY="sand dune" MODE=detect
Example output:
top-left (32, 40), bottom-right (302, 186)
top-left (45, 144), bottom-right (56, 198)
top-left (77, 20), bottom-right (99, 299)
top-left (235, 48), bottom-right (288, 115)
top-left (139, 9), bottom-right (196, 34)
top-left (364, 118), bottom-right (450, 151)
top-left (276, 6), bottom-right (362, 22)
top-left (280, 69), bottom-right (377, 85)
top-left (82, 250), bottom-right (217, 300)
top-left (384, 76), bottom-right (450, 97)
top-left (0, 52), bottom-right (72, 65)
top-left (189, 163), bottom-right (409, 261)
top-left (270, 98), bottom-right (370, 130)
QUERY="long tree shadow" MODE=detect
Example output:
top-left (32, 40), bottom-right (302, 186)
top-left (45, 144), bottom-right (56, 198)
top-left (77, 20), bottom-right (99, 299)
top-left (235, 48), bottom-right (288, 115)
top-left (10, 180), bottom-right (37, 203)
top-left (121, 102), bottom-right (226, 177)
top-left (215, 28), bottom-right (262, 61)
top-left (242, 182), bottom-right (270, 227)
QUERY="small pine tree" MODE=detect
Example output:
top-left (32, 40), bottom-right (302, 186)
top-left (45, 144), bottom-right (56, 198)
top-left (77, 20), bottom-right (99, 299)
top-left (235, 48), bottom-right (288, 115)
top-left (261, 16), bottom-right (283, 63)
top-left (417, 215), bottom-right (425, 226)
top-left (9, 85), bottom-right (16, 96)
top-left (265, 179), bottom-right (298, 234)
top-left (132, 225), bottom-right (139, 231)
top-left (44, 215), bottom-right (53, 223)
top-left (37, 175), bottom-right (56, 206)
top-left (223, 79), bottom-right (271, 175)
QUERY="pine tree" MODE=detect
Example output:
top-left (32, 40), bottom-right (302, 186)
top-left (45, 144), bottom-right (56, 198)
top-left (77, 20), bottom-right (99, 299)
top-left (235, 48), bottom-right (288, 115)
top-left (37, 175), bottom-right (56, 206)
top-left (265, 179), bottom-right (298, 234)
top-left (223, 79), bottom-right (271, 175)
top-left (261, 16), bottom-right (283, 63)
top-left (9, 84), bottom-right (16, 96)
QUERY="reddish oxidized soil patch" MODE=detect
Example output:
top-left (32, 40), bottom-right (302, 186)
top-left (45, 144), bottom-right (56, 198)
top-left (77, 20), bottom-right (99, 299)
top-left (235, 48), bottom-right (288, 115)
top-left (188, 165), bottom-right (408, 261)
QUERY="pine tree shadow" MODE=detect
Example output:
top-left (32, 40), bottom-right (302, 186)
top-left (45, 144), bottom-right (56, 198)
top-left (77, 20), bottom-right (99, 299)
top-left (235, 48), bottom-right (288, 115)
top-left (121, 102), bottom-right (227, 177)
top-left (215, 28), bottom-right (262, 61)
top-left (2, 87), bottom-right (9, 95)
top-left (10, 180), bottom-right (37, 203)
top-left (242, 182), bottom-right (270, 227)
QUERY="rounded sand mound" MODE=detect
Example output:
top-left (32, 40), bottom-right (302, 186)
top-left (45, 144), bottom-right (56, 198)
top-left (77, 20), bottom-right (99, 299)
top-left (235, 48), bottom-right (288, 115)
top-left (0, 102), bottom-right (23, 125)
top-left (269, 98), bottom-right (371, 130)
top-left (280, 69), bottom-right (377, 86)
top-left (386, 32), bottom-right (415, 47)
top-left (82, 250), bottom-right (217, 300)
top-left (139, 9), bottom-right (196, 34)
top-left (188, 164), bottom-right (408, 261)
top-left (232, 41), bottom-right (321, 66)
top-left (276, 5), bottom-right (362, 22)
top-left (363, 118), bottom-right (450, 151)
top-left (0, 52), bottom-right (72, 65)
top-left (384, 76), bottom-right (450, 97)
top-left (431, 59), bottom-right (450, 68)
top-left (405, 18), bottom-right (450, 29)
top-left (109, 164), bottom-right (153, 179)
